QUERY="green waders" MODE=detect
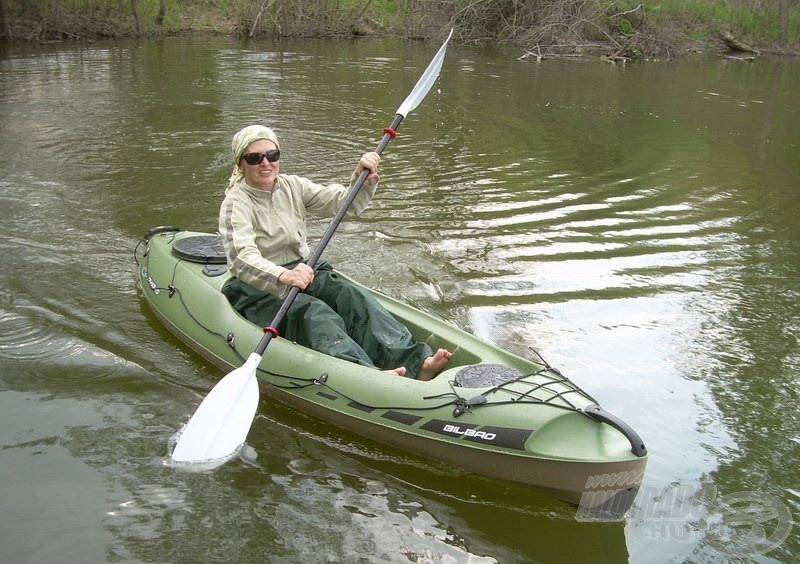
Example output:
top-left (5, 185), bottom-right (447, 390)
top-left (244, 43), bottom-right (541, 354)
top-left (222, 261), bottom-right (432, 379)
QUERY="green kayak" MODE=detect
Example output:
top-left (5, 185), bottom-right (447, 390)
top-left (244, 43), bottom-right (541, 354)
top-left (136, 227), bottom-right (647, 517)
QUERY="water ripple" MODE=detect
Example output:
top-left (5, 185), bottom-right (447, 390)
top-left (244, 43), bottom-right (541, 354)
top-left (375, 169), bottom-right (744, 305)
top-left (0, 309), bottom-right (144, 386)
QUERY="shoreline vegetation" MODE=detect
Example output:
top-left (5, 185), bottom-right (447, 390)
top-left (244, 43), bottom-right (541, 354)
top-left (1, 0), bottom-right (798, 62)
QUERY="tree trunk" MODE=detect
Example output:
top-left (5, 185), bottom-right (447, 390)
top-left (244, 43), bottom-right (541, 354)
top-left (156, 0), bottom-right (167, 27)
top-left (250, 0), bottom-right (272, 37)
top-left (0, 0), bottom-right (12, 41)
top-left (779, 0), bottom-right (789, 47)
top-left (131, 0), bottom-right (143, 35)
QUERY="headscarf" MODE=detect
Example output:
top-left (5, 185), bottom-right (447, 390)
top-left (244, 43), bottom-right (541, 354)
top-left (226, 125), bottom-right (280, 192)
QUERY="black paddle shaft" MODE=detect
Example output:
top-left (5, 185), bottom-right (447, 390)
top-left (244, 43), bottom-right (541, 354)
top-left (254, 113), bottom-right (405, 356)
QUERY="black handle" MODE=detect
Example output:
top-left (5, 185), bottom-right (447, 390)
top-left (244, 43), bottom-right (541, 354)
top-left (584, 404), bottom-right (648, 457)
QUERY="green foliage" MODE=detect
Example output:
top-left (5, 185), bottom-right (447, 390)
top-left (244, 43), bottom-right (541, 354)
top-left (2, 0), bottom-right (799, 49)
top-left (650, 0), bottom-right (800, 45)
top-left (617, 18), bottom-right (634, 36)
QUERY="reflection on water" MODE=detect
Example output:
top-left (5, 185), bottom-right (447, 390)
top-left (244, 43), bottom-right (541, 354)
top-left (1, 38), bottom-right (798, 562)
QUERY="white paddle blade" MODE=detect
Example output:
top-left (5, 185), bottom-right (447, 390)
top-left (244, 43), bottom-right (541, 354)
top-left (396, 28), bottom-right (453, 118)
top-left (171, 352), bottom-right (262, 464)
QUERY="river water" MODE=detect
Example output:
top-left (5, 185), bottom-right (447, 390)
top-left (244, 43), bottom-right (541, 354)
top-left (1, 37), bottom-right (797, 563)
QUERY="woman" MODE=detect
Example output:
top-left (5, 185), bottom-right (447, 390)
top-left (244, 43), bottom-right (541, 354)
top-left (218, 125), bottom-right (451, 380)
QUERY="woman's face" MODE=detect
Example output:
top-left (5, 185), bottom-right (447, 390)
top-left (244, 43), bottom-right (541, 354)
top-left (240, 138), bottom-right (280, 190)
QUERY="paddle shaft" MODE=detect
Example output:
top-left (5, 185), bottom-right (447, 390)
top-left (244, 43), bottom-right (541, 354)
top-left (169, 31), bottom-right (451, 465)
top-left (254, 113), bottom-right (405, 357)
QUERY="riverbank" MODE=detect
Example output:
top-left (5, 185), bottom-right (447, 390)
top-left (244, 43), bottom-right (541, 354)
top-left (1, 0), bottom-right (798, 61)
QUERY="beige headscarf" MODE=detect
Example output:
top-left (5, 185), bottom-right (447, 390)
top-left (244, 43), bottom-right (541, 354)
top-left (226, 125), bottom-right (280, 192)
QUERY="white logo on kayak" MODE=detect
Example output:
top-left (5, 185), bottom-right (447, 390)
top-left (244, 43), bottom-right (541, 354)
top-left (141, 267), bottom-right (160, 295)
top-left (443, 424), bottom-right (496, 441)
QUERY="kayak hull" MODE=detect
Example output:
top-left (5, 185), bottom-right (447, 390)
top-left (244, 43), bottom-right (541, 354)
top-left (137, 228), bottom-right (647, 517)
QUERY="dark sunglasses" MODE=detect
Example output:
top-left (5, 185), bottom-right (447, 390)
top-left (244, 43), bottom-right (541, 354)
top-left (242, 149), bottom-right (281, 165)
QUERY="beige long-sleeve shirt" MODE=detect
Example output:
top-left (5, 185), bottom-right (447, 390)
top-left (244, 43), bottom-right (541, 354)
top-left (219, 173), bottom-right (377, 297)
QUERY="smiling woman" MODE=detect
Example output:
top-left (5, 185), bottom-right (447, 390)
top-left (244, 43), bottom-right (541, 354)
top-left (216, 123), bottom-right (448, 379)
top-left (240, 145), bottom-right (281, 187)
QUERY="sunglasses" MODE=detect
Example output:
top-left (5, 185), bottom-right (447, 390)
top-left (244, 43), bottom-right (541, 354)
top-left (242, 149), bottom-right (281, 165)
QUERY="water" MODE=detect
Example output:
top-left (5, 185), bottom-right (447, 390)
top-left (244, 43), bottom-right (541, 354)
top-left (1, 37), bottom-right (798, 562)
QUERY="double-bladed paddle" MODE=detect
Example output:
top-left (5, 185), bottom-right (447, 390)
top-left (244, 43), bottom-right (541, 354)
top-left (171, 29), bottom-right (454, 466)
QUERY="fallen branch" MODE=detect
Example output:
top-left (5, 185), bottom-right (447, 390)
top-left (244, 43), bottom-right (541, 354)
top-left (723, 53), bottom-right (756, 62)
top-left (720, 30), bottom-right (760, 55)
top-left (518, 44), bottom-right (543, 62)
top-left (608, 3), bottom-right (643, 20)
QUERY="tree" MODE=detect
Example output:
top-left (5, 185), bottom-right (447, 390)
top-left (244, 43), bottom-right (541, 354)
top-left (131, 0), bottom-right (142, 35)
top-left (779, 0), bottom-right (789, 46)
top-left (0, 0), bottom-right (11, 41)
top-left (156, 0), bottom-right (167, 26)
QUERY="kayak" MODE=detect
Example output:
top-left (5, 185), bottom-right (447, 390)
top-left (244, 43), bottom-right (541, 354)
top-left (135, 227), bottom-right (648, 517)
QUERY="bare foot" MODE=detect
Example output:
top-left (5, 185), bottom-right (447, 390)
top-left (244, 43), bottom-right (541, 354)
top-left (385, 366), bottom-right (407, 377)
top-left (417, 348), bottom-right (452, 381)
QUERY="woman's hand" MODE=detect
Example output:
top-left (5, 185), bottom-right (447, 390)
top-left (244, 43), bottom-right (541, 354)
top-left (279, 263), bottom-right (315, 289)
top-left (355, 152), bottom-right (380, 186)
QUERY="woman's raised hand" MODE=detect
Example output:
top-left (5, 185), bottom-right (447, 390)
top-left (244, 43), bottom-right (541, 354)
top-left (355, 152), bottom-right (380, 186)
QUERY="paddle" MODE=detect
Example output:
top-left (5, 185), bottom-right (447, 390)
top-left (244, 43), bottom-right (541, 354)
top-left (170, 29), bottom-right (454, 465)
